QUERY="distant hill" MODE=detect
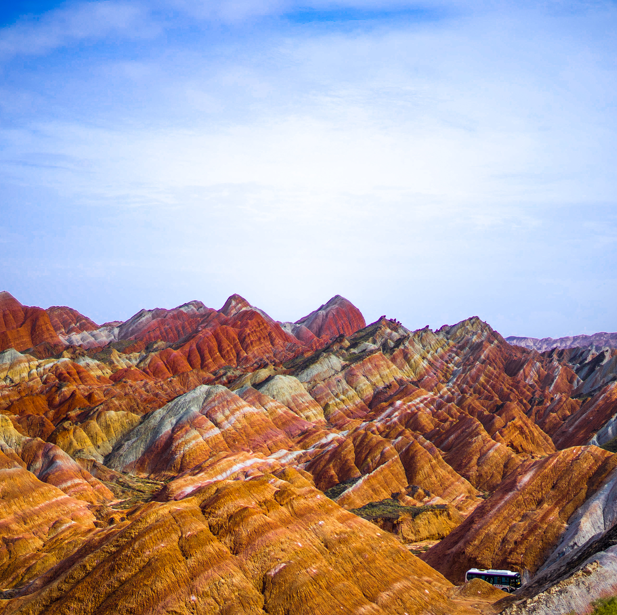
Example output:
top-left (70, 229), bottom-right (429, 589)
top-left (506, 331), bottom-right (617, 352)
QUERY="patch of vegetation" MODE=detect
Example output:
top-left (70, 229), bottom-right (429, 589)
top-left (346, 322), bottom-right (382, 346)
top-left (591, 597), bottom-right (617, 615)
top-left (90, 340), bottom-right (140, 360)
top-left (409, 544), bottom-right (433, 556)
top-left (340, 348), bottom-right (382, 367)
top-left (323, 477), bottom-right (361, 500)
top-left (340, 323), bottom-right (390, 359)
top-left (212, 366), bottom-right (246, 386)
top-left (102, 473), bottom-right (164, 510)
top-left (384, 334), bottom-right (409, 354)
top-left (282, 345), bottom-right (330, 374)
top-left (599, 436), bottom-right (617, 454)
top-left (349, 499), bottom-right (446, 521)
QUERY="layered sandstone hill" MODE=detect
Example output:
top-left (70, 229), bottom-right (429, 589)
top-left (0, 473), bottom-right (467, 615)
top-left (1, 291), bottom-right (617, 614)
top-left (0, 292), bottom-right (63, 354)
top-left (498, 464), bottom-right (617, 615)
top-left (422, 446), bottom-right (617, 581)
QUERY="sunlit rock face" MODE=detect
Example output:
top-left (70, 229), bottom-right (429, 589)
top-left (0, 475), bottom-right (459, 615)
top-left (1, 290), bottom-right (617, 614)
top-left (422, 446), bottom-right (617, 582)
top-left (257, 375), bottom-right (326, 423)
top-left (0, 455), bottom-right (98, 591)
top-left (0, 414), bottom-right (112, 503)
top-left (106, 384), bottom-right (295, 477)
top-left (293, 294), bottom-right (366, 340)
top-left (501, 465), bottom-right (617, 615)
top-left (46, 306), bottom-right (99, 340)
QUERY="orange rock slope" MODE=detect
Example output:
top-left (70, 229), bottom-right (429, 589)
top-left (421, 446), bottom-right (617, 582)
top-left (0, 474), bottom-right (464, 615)
top-left (0, 292), bottom-right (63, 354)
top-left (1, 291), bottom-right (616, 613)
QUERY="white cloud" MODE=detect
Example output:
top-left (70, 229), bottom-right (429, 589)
top-left (2, 0), bottom-right (612, 61)
top-left (160, 0), bottom-right (617, 23)
top-left (163, 0), bottom-right (290, 22)
top-left (0, 1), bottom-right (155, 59)
top-left (7, 7), bottom-right (614, 209)
top-left (0, 0), bottom-right (616, 336)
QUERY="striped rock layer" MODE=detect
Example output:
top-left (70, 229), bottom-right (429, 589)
top-left (0, 291), bottom-right (616, 614)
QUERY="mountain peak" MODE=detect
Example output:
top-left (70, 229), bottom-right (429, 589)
top-left (0, 291), bottom-right (21, 310)
top-left (437, 316), bottom-right (496, 340)
top-left (220, 294), bottom-right (253, 317)
top-left (295, 295), bottom-right (365, 339)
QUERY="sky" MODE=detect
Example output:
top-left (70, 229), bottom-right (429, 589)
top-left (1, 0), bottom-right (616, 338)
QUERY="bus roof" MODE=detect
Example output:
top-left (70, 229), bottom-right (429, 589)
top-left (466, 568), bottom-right (519, 576)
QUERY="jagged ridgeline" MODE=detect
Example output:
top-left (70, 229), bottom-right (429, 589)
top-left (1, 289), bottom-right (617, 615)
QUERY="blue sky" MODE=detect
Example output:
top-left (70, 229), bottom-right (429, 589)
top-left (1, 0), bottom-right (616, 337)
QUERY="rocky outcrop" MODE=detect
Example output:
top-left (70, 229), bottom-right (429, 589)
top-left (0, 475), bottom-right (461, 615)
top-left (453, 578), bottom-right (509, 602)
top-left (553, 381), bottom-right (617, 448)
top-left (293, 295), bottom-right (366, 340)
top-left (499, 465), bottom-right (617, 614)
top-left (257, 375), bottom-right (325, 423)
top-left (0, 415), bottom-right (112, 504)
top-left (395, 435), bottom-right (481, 514)
top-left (429, 414), bottom-right (524, 491)
top-left (422, 446), bottom-right (617, 582)
top-left (500, 552), bottom-right (617, 615)
top-left (0, 292), bottom-right (63, 354)
top-left (353, 500), bottom-right (464, 543)
top-left (106, 385), bottom-right (294, 477)
top-left (0, 452), bottom-right (97, 590)
top-left (117, 301), bottom-right (213, 343)
top-left (46, 306), bottom-right (99, 339)
top-left (47, 406), bottom-right (142, 462)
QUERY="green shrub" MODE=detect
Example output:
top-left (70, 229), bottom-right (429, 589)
top-left (591, 597), bottom-right (617, 615)
top-left (323, 477), bottom-right (361, 500)
top-left (349, 499), bottom-right (446, 520)
top-left (599, 437), bottom-right (617, 454)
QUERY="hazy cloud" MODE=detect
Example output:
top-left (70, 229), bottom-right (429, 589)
top-left (0, 1), bottom-right (154, 59)
top-left (0, 0), bottom-right (615, 336)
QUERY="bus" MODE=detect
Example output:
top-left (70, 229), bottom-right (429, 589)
top-left (465, 568), bottom-right (521, 593)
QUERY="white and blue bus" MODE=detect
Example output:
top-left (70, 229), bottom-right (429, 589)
top-left (465, 568), bottom-right (521, 593)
